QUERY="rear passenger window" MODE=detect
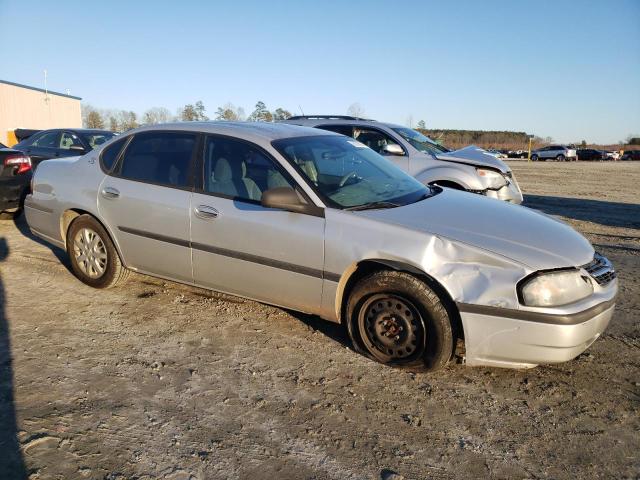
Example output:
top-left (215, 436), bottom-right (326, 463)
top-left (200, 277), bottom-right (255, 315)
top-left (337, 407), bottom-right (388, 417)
top-left (101, 137), bottom-right (128, 172)
top-left (119, 132), bottom-right (196, 188)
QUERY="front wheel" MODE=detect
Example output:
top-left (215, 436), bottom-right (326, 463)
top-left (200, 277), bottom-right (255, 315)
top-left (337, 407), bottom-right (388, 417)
top-left (346, 271), bottom-right (454, 371)
top-left (556, 154), bottom-right (566, 161)
top-left (66, 214), bottom-right (129, 288)
top-left (531, 154), bottom-right (539, 161)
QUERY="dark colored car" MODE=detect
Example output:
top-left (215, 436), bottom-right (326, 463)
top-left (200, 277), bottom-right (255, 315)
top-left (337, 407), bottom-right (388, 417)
top-left (577, 148), bottom-right (606, 161)
top-left (621, 150), bottom-right (640, 161)
top-left (0, 142), bottom-right (32, 217)
top-left (13, 128), bottom-right (115, 167)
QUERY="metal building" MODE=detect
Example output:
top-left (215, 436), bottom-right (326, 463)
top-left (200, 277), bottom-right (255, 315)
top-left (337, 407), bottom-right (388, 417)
top-left (0, 79), bottom-right (82, 146)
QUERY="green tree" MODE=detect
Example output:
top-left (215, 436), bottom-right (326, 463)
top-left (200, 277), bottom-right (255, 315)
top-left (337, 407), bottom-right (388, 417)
top-left (86, 110), bottom-right (105, 129)
top-left (417, 120), bottom-right (426, 129)
top-left (273, 108), bottom-right (292, 121)
top-left (180, 101), bottom-right (208, 121)
top-left (215, 102), bottom-right (243, 121)
top-left (248, 101), bottom-right (273, 122)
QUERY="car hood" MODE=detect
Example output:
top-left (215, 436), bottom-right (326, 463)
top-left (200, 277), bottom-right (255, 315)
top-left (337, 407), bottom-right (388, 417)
top-left (358, 189), bottom-right (594, 270)
top-left (435, 145), bottom-right (509, 172)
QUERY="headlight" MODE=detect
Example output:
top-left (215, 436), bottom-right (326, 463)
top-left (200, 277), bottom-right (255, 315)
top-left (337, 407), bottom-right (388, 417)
top-left (519, 270), bottom-right (593, 307)
top-left (476, 168), bottom-right (508, 189)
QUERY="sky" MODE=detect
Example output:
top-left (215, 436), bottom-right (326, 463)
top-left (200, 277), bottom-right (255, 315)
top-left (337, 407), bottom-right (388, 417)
top-left (1, 0), bottom-right (639, 144)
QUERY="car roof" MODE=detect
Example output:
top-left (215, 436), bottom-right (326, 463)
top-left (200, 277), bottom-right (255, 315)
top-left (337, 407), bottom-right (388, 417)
top-left (282, 116), bottom-right (405, 130)
top-left (124, 121), bottom-right (336, 142)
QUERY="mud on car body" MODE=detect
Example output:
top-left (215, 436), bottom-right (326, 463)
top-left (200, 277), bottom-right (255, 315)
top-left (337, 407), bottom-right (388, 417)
top-left (25, 122), bottom-right (616, 371)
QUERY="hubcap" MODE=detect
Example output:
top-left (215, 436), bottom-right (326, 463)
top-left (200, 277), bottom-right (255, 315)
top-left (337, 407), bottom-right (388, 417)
top-left (73, 228), bottom-right (107, 278)
top-left (359, 294), bottom-right (424, 361)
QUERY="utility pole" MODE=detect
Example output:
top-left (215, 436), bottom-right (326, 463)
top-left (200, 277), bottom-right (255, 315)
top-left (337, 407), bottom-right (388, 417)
top-left (527, 134), bottom-right (534, 162)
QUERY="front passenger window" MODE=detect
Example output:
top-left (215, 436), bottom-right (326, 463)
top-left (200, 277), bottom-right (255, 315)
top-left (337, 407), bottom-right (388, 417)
top-left (353, 128), bottom-right (403, 155)
top-left (118, 132), bottom-right (195, 188)
top-left (203, 137), bottom-right (294, 202)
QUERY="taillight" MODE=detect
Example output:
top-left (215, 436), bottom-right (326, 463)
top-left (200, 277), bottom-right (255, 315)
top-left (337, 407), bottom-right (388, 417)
top-left (4, 154), bottom-right (32, 174)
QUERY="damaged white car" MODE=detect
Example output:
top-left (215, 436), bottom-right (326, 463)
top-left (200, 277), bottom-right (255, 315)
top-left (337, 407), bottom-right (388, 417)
top-left (25, 122), bottom-right (616, 371)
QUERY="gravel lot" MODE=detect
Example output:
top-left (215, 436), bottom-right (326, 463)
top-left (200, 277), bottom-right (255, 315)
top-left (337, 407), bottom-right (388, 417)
top-left (1, 161), bottom-right (638, 480)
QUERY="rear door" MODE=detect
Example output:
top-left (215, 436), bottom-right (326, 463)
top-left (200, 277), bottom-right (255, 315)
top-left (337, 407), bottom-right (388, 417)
top-left (98, 131), bottom-right (196, 282)
top-left (190, 135), bottom-right (325, 312)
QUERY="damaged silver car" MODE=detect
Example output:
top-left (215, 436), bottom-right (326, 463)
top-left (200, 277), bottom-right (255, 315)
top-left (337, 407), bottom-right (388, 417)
top-left (283, 116), bottom-right (523, 204)
top-left (25, 122), bottom-right (616, 370)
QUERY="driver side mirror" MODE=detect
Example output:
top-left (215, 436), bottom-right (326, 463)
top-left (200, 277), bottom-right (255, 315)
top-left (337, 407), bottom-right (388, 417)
top-left (70, 145), bottom-right (87, 153)
top-left (383, 143), bottom-right (404, 156)
top-left (261, 187), bottom-right (323, 217)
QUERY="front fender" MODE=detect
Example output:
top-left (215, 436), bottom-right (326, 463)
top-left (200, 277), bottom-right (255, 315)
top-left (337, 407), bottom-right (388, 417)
top-left (414, 165), bottom-right (483, 190)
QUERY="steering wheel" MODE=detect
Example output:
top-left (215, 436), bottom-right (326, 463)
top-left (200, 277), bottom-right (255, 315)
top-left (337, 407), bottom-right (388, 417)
top-left (338, 171), bottom-right (358, 187)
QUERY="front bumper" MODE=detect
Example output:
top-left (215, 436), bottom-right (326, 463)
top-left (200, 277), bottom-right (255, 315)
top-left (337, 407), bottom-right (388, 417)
top-left (458, 278), bottom-right (617, 368)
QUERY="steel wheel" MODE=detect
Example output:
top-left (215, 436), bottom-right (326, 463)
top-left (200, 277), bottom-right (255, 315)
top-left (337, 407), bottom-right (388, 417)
top-left (72, 227), bottom-right (108, 279)
top-left (358, 293), bottom-right (425, 362)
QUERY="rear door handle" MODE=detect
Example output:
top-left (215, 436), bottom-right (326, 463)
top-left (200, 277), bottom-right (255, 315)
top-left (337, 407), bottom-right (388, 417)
top-left (101, 187), bottom-right (120, 199)
top-left (194, 205), bottom-right (219, 220)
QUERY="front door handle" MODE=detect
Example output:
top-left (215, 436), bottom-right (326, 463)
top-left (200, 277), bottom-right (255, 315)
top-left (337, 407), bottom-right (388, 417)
top-left (194, 205), bottom-right (219, 220)
top-left (101, 187), bottom-right (120, 199)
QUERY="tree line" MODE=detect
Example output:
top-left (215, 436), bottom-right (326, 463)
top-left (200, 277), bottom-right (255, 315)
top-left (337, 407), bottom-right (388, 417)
top-left (82, 100), bottom-right (293, 131)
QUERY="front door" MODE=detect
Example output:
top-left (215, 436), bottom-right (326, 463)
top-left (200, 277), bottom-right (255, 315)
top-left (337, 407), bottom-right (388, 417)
top-left (98, 130), bottom-right (196, 282)
top-left (190, 135), bottom-right (325, 312)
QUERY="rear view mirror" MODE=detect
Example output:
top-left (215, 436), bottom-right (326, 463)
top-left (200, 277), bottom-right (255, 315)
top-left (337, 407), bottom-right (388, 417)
top-left (70, 145), bottom-right (86, 153)
top-left (261, 187), bottom-right (323, 216)
top-left (383, 144), bottom-right (404, 156)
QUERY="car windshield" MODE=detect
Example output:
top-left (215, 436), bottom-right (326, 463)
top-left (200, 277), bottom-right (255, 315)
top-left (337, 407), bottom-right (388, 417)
top-left (391, 127), bottom-right (450, 154)
top-left (272, 135), bottom-right (434, 209)
top-left (82, 132), bottom-right (116, 149)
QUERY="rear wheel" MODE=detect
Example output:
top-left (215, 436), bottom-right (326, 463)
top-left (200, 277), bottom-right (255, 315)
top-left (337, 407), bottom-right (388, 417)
top-left (66, 215), bottom-right (129, 288)
top-left (346, 271), bottom-right (454, 371)
top-left (531, 154), bottom-right (539, 161)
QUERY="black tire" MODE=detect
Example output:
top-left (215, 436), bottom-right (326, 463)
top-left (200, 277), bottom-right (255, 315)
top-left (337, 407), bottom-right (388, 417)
top-left (531, 154), bottom-right (539, 162)
top-left (66, 214), bottom-right (129, 288)
top-left (556, 154), bottom-right (566, 162)
top-left (346, 271), bottom-right (454, 372)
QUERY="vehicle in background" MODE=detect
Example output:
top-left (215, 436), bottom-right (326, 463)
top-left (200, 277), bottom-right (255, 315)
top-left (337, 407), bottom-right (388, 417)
top-left (530, 145), bottom-right (577, 162)
top-left (283, 116), bottom-right (523, 204)
top-left (13, 128), bottom-right (115, 168)
top-left (485, 149), bottom-right (507, 159)
top-left (25, 122), bottom-right (617, 370)
top-left (576, 148), bottom-right (606, 161)
top-left (508, 149), bottom-right (528, 159)
top-left (0, 142), bottom-right (32, 218)
top-left (621, 150), bottom-right (640, 161)
top-left (605, 151), bottom-right (619, 161)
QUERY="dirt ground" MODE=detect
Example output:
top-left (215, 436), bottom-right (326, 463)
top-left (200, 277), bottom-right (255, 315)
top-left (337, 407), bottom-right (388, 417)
top-left (0, 162), bottom-right (638, 480)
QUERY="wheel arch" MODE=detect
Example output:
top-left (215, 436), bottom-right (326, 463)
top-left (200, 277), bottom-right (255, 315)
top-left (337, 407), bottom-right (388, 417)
top-left (335, 259), bottom-right (463, 340)
top-left (60, 208), bottom-right (127, 266)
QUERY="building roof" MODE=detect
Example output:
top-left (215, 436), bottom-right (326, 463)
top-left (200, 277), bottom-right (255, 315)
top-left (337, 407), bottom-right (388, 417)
top-left (0, 79), bottom-right (82, 100)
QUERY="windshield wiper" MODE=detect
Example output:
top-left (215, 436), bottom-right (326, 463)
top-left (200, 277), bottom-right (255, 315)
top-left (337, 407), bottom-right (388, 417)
top-left (345, 201), bottom-right (402, 211)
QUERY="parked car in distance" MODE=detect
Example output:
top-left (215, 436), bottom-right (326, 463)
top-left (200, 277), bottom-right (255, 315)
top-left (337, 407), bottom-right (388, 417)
top-left (283, 116), bottom-right (523, 204)
top-left (621, 150), bottom-right (640, 161)
top-left (507, 149), bottom-right (528, 159)
top-left (577, 148), bottom-right (606, 161)
top-left (485, 149), bottom-right (507, 159)
top-left (0, 142), bottom-right (32, 218)
top-left (25, 122), bottom-right (617, 371)
top-left (13, 128), bottom-right (115, 167)
top-left (530, 145), bottom-right (577, 162)
top-left (604, 151), bottom-right (619, 161)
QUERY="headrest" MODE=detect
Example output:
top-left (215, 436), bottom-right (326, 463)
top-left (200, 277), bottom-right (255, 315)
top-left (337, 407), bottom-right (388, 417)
top-left (214, 157), bottom-right (245, 181)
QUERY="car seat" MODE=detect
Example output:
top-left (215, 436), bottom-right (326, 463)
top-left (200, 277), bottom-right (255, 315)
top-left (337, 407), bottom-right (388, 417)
top-left (210, 157), bottom-right (262, 201)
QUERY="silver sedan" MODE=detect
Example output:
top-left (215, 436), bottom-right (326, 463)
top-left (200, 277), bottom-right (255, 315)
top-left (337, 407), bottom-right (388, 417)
top-left (25, 122), bottom-right (617, 371)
